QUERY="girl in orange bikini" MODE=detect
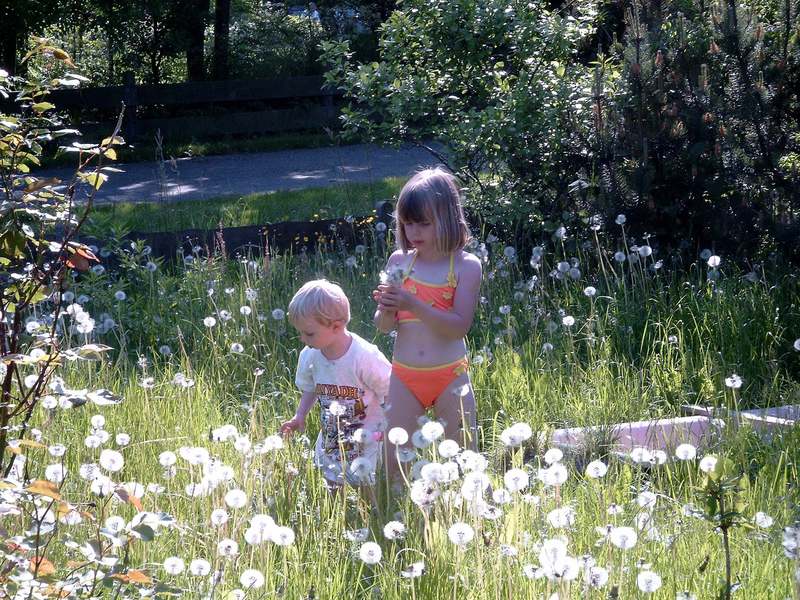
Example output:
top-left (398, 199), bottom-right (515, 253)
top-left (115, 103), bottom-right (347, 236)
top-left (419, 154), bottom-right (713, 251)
top-left (373, 168), bottom-right (482, 482)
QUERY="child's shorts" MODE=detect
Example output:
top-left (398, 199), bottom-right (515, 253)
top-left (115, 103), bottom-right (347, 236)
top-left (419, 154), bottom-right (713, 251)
top-left (313, 435), bottom-right (383, 488)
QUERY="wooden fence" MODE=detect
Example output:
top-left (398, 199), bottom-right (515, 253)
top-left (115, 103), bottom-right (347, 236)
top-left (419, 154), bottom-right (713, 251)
top-left (46, 75), bottom-right (342, 140)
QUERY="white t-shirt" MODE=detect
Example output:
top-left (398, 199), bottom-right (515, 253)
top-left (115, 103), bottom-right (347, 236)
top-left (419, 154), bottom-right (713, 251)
top-left (295, 331), bottom-right (391, 484)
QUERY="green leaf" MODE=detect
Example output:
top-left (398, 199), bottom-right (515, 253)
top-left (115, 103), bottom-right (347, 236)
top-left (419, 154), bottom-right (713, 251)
top-left (131, 524), bottom-right (155, 542)
top-left (32, 102), bottom-right (56, 113)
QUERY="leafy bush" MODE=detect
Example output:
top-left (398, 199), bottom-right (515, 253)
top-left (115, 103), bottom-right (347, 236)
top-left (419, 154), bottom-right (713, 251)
top-left (323, 0), bottom-right (800, 261)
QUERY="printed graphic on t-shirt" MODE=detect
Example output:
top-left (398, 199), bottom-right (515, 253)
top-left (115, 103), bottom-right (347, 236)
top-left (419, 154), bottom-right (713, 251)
top-left (316, 383), bottom-right (368, 462)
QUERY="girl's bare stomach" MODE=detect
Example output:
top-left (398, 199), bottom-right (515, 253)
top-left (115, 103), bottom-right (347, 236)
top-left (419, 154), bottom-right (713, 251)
top-left (392, 322), bottom-right (467, 366)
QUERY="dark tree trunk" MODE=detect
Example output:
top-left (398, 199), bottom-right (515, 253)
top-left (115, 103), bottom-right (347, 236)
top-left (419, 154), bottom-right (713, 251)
top-left (0, 2), bottom-right (20, 74)
top-left (212, 0), bottom-right (230, 80)
top-left (185, 0), bottom-right (209, 80)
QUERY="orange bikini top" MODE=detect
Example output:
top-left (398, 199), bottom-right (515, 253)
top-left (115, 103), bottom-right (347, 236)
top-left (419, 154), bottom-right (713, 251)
top-left (396, 252), bottom-right (457, 323)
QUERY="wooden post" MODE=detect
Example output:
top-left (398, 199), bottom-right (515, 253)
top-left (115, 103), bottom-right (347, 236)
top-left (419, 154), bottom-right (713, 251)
top-left (122, 71), bottom-right (138, 141)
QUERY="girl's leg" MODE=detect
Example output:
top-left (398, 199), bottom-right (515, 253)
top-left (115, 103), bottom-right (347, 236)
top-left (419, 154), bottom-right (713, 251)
top-left (384, 372), bottom-right (426, 486)
top-left (433, 373), bottom-right (477, 451)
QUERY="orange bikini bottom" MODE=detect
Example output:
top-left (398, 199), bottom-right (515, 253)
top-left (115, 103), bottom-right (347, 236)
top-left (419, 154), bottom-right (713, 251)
top-left (392, 357), bottom-right (469, 409)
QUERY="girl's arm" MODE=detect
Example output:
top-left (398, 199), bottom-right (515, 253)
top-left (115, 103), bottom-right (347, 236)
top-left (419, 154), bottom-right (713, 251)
top-left (373, 251), bottom-right (405, 333)
top-left (380, 253), bottom-right (482, 340)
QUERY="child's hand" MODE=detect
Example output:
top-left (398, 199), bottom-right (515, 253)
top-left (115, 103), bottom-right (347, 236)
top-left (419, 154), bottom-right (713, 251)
top-left (280, 415), bottom-right (305, 436)
top-left (377, 284), bottom-right (417, 312)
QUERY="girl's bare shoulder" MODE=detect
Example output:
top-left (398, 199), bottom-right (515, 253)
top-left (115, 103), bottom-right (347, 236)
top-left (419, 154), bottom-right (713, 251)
top-left (455, 250), bottom-right (482, 278)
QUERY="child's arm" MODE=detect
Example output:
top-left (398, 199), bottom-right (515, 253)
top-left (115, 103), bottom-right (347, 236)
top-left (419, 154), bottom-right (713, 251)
top-left (373, 251), bottom-right (405, 333)
top-left (280, 390), bottom-right (316, 435)
top-left (379, 253), bottom-right (482, 340)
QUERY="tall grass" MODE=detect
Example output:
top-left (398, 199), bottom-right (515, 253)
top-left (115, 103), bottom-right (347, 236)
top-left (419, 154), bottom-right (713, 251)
top-left (7, 219), bottom-right (800, 598)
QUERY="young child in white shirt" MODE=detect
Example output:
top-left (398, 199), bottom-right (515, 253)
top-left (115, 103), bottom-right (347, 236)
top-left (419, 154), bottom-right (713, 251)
top-left (280, 279), bottom-right (391, 489)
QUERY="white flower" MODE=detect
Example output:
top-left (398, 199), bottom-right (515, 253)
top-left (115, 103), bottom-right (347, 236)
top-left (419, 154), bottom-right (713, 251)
top-left (159, 345), bottom-right (172, 356)
top-left (544, 448), bottom-right (563, 464)
top-left (503, 468), bottom-right (529, 492)
top-left (99, 449), bottom-right (124, 472)
top-left (387, 427), bottom-right (408, 446)
top-left (401, 561), bottom-right (425, 578)
top-left (230, 343), bottom-right (244, 354)
top-left (239, 569), bottom-right (265, 589)
top-left (794, 338), bottom-right (800, 352)
top-left (210, 508), bottom-right (229, 526)
top-left (114, 290), bottom-right (126, 301)
top-left (637, 570), bottom-right (662, 592)
top-left (585, 460), bottom-right (608, 478)
top-left (562, 315), bottom-right (575, 327)
top-left (540, 463), bottom-right (568, 486)
top-left (614, 251), bottom-right (626, 263)
top-left (675, 443), bottom-right (697, 460)
top-left (159, 451), bottom-right (177, 467)
top-left (359, 541), bottom-right (382, 565)
top-left (224, 489), bottom-right (247, 509)
top-left (630, 447), bottom-right (653, 464)
top-left (189, 559), bottom-right (211, 576)
top-left (638, 245), bottom-right (653, 257)
top-left (420, 421), bottom-right (445, 442)
top-left (447, 522), bottom-right (475, 546)
top-left (115, 433), bottom-right (130, 447)
top-left (203, 316), bottom-right (216, 328)
top-left (271, 526), bottom-right (295, 546)
top-left (724, 374), bottom-right (743, 389)
top-left (699, 455), bottom-right (718, 473)
top-left (438, 439), bottom-right (460, 458)
top-left (754, 512), bottom-right (774, 528)
top-left (707, 255), bottom-right (721, 268)
top-left (45, 463), bottom-right (67, 483)
top-left (609, 526), bottom-right (637, 550)
top-left (587, 566), bottom-right (609, 588)
top-left (271, 308), bottom-right (285, 321)
top-left (328, 401), bottom-right (346, 417)
top-left (48, 444), bottom-right (66, 457)
top-left (637, 491), bottom-right (657, 509)
top-left (163, 556), bottom-right (185, 575)
top-left (499, 422), bottom-right (532, 447)
top-left (615, 214), bottom-right (627, 225)
top-left (583, 286), bottom-right (597, 297)
top-left (554, 226), bottom-right (567, 240)
top-left (383, 521), bottom-right (406, 540)
top-left (547, 506), bottom-right (576, 528)
top-left (217, 538), bottom-right (239, 557)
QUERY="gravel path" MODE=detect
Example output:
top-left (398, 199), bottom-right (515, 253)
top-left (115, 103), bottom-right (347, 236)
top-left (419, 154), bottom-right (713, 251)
top-left (38, 143), bottom-right (445, 204)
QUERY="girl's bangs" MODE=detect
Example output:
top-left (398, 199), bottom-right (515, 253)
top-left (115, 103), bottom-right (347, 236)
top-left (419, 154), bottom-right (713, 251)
top-left (397, 185), bottom-right (434, 223)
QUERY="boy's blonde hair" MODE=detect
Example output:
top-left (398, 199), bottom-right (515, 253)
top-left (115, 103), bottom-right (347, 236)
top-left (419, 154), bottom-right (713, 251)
top-left (288, 279), bottom-right (351, 326)
top-left (395, 167), bottom-right (471, 254)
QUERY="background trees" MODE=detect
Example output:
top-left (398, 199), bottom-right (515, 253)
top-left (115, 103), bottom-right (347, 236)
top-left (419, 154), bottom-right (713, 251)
top-left (323, 0), bottom-right (800, 260)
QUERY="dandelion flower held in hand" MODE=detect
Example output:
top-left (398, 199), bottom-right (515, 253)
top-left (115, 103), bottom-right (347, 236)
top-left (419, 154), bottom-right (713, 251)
top-left (420, 420), bottom-right (445, 442)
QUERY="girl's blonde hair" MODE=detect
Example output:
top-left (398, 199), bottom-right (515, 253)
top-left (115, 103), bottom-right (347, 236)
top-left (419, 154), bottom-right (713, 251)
top-left (395, 167), bottom-right (471, 254)
top-left (288, 279), bottom-right (351, 326)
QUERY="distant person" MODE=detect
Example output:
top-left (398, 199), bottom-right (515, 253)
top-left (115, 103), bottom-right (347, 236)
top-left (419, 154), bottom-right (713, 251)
top-left (373, 168), bottom-right (482, 486)
top-left (281, 279), bottom-right (391, 490)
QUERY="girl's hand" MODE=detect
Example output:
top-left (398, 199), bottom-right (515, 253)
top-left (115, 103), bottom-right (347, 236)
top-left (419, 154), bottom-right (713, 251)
top-left (377, 284), bottom-right (418, 313)
top-left (280, 415), bottom-right (305, 436)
